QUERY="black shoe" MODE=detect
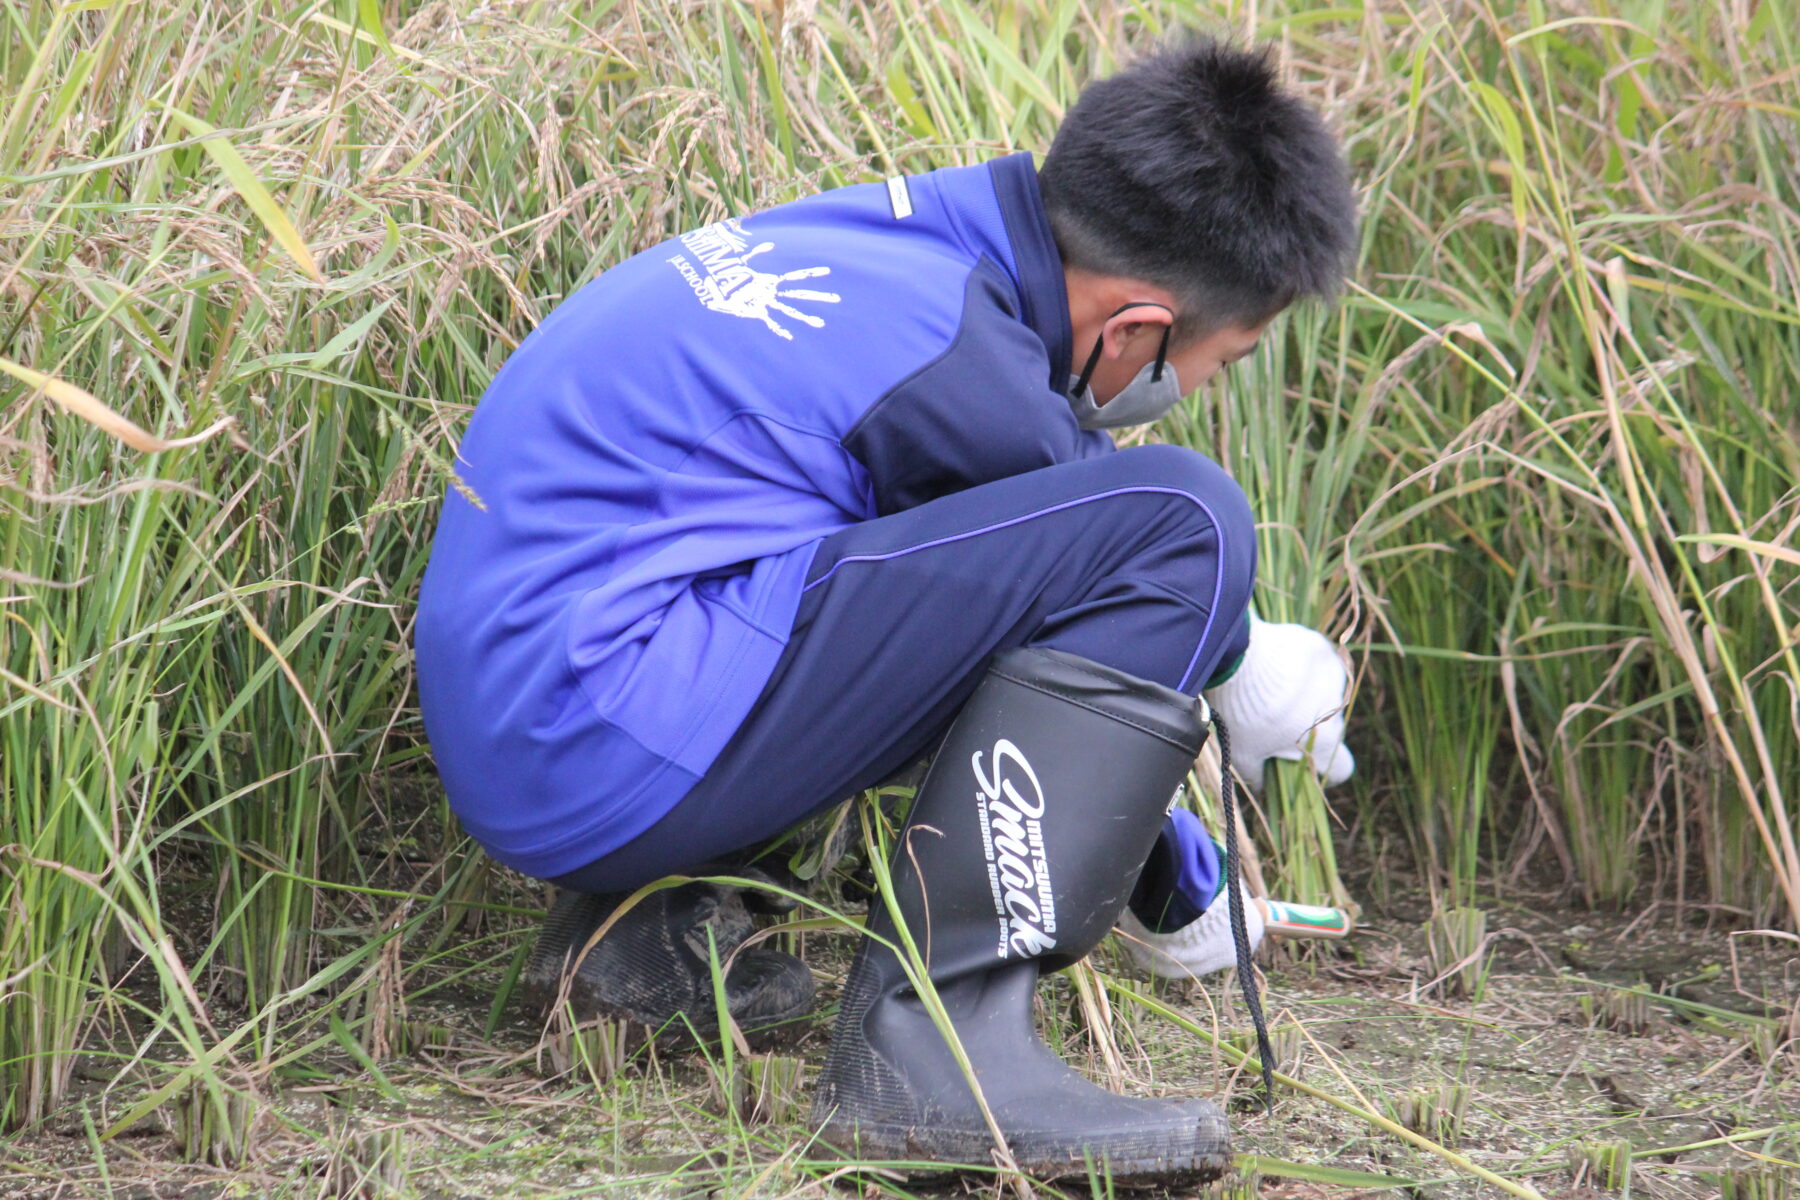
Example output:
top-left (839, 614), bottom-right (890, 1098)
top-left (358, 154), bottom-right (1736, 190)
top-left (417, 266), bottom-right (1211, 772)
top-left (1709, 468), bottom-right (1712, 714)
top-left (811, 648), bottom-right (1231, 1184)
top-left (522, 877), bottom-right (815, 1050)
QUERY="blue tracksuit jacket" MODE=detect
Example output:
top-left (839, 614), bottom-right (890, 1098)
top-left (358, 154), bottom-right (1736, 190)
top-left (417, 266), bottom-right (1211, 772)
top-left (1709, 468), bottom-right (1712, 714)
top-left (415, 154), bottom-right (1115, 879)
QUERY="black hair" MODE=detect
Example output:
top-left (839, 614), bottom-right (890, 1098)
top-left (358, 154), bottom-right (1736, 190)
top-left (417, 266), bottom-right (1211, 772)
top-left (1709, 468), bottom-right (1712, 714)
top-left (1038, 39), bottom-right (1356, 339)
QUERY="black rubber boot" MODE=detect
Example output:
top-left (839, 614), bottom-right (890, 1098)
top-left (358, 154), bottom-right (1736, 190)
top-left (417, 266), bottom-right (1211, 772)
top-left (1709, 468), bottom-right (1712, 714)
top-left (522, 875), bottom-right (815, 1050)
top-left (812, 647), bottom-right (1230, 1183)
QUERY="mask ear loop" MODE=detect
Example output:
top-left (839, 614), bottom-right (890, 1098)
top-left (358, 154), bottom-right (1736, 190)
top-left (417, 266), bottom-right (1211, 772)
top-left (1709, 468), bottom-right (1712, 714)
top-left (1071, 335), bottom-right (1107, 400)
top-left (1071, 302), bottom-right (1175, 398)
top-left (1148, 322), bottom-right (1172, 384)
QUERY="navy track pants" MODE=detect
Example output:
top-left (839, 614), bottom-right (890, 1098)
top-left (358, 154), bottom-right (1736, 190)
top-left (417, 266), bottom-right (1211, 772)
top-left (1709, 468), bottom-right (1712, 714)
top-left (550, 443), bottom-right (1256, 894)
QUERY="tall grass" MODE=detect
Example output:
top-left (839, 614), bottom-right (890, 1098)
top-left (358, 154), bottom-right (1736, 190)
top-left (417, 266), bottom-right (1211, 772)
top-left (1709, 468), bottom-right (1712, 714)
top-left (1, 0), bottom-right (1795, 1149)
top-left (1292, 0), bottom-right (1800, 927)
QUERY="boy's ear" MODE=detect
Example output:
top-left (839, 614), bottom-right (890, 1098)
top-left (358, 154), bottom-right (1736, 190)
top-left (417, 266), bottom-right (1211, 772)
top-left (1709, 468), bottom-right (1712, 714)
top-left (1099, 302), bottom-right (1174, 360)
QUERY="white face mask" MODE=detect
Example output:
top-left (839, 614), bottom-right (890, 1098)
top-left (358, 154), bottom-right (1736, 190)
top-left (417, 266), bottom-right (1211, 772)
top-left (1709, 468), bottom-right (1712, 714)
top-left (1065, 302), bottom-right (1185, 431)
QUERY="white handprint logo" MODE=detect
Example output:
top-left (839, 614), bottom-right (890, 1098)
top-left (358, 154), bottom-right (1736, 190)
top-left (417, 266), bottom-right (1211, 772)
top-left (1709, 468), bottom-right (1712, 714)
top-left (700, 249), bottom-right (839, 341)
top-left (667, 218), bottom-right (841, 341)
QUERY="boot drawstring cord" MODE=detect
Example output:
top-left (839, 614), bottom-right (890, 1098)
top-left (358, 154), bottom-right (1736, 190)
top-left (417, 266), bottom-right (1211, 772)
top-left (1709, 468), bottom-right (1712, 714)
top-left (1209, 707), bottom-right (1276, 1111)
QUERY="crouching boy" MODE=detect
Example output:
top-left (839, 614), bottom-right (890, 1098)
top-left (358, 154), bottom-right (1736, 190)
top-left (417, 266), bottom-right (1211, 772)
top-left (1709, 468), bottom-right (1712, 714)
top-left (417, 39), bottom-right (1356, 1182)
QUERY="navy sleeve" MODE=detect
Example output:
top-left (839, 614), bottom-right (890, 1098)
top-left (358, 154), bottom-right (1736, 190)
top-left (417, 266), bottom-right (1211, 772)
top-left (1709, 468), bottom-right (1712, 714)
top-left (1201, 612), bottom-right (1254, 689)
top-left (1128, 807), bottom-right (1225, 933)
top-left (842, 258), bottom-right (1109, 515)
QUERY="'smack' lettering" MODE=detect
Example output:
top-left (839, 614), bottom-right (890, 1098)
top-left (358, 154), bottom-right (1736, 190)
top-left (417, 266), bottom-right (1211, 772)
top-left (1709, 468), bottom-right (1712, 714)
top-left (971, 738), bottom-right (1058, 958)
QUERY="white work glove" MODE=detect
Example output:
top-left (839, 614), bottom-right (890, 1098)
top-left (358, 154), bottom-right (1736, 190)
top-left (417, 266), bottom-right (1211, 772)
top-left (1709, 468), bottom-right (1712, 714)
top-left (1204, 614), bottom-right (1354, 793)
top-left (1116, 880), bottom-right (1266, 978)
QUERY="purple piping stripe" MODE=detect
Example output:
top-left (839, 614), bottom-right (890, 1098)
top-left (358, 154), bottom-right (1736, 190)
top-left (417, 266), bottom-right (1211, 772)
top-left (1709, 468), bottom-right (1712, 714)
top-left (802, 484), bottom-right (1237, 694)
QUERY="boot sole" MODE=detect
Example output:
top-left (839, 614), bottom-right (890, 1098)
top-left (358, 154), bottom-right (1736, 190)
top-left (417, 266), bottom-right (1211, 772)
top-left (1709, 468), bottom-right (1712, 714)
top-left (815, 1116), bottom-right (1230, 1184)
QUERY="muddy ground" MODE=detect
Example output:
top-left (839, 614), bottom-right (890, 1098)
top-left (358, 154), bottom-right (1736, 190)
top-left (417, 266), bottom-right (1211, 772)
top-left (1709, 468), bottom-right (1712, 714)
top-left (2, 882), bottom-right (1795, 1199)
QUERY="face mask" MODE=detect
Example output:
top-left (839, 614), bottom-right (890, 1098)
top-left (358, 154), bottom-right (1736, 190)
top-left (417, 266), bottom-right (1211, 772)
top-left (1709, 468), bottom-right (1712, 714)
top-left (1066, 302), bottom-right (1184, 431)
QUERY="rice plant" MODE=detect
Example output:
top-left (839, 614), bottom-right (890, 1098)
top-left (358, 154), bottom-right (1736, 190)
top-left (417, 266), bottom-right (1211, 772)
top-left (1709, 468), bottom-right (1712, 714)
top-left (0, 2), bottom-right (1796, 1190)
